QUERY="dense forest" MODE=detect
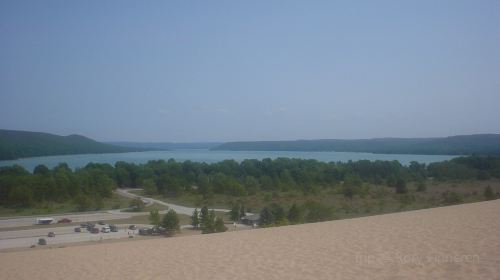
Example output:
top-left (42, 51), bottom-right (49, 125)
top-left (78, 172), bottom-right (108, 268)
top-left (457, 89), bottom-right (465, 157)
top-left (1, 156), bottom-right (499, 212)
top-left (213, 134), bottom-right (500, 155)
top-left (0, 129), bottom-right (149, 160)
top-left (108, 141), bottom-right (222, 150)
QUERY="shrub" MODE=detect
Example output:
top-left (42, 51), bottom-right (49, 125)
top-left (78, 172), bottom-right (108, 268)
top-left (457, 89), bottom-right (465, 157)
top-left (129, 198), bottom-right (145, 212)
top-left (304, 201), bottom-right (334, 223)
top-left (416, 181), bottom-right (426, 192)
top-left (287, 203), bottom-right (303, 224)
top-left (484, 186), bottom-right (495, 200)
top-left (441, 191), bottom-right (463, 205)
top-left (214, 217), bottom-right (227, 232)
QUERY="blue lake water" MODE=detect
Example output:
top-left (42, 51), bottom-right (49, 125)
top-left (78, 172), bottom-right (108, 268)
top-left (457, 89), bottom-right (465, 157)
top-left (0, 149), bottom-right (456, 172)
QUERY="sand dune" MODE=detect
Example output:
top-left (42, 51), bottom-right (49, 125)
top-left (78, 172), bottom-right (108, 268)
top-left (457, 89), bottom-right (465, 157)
top-left (1, 200), bottom-right (499, 280)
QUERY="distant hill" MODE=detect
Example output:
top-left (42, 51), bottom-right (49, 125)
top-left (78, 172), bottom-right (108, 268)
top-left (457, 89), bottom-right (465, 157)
top-left (108, 141), bottom-right (222, 150)
top-left (0, 129), bottom-right (149, 160)
top-left (212, 134), bottom-right (500, 156)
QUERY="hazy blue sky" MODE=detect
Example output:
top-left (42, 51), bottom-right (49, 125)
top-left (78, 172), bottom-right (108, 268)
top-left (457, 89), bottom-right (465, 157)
top-left (1, 1), bottom-right (499, 142)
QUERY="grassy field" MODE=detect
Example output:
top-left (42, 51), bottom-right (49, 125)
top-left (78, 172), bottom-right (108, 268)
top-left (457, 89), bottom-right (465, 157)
top-left (133, 179), bottom-right (500, 220)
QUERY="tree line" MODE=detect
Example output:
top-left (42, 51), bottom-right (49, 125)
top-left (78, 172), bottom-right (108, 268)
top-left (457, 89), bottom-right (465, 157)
top-left (1, 156), bottom-right (499, 210)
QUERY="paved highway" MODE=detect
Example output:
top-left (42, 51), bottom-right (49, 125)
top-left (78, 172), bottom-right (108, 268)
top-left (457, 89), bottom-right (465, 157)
top-left (115, 188), bottom-right (231, 215)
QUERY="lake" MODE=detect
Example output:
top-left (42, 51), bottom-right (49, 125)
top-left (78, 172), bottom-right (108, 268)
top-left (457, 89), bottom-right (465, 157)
top-left (0, 149), bottom-right (456, 172)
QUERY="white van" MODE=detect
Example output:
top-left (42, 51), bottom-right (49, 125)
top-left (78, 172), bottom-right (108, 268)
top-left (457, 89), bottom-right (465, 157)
top-left (101, 226), bottom-right (110, 233)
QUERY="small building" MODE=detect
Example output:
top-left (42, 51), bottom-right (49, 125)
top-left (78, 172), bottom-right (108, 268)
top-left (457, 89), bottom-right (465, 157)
top-left (240, 214), bottom-right (260, 226)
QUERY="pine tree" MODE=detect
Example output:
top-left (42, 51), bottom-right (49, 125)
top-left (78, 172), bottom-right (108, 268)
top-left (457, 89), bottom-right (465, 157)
top-left (259, 207), bottom-right (274, 226)
top-left (191, 208), bottom-right (200, 229)
top-left (149, 209), bottom-right (161, 227)
top-left (200, 206), bottom-right (215, 233)
top-left (229, 205), bottom-right (240, 222)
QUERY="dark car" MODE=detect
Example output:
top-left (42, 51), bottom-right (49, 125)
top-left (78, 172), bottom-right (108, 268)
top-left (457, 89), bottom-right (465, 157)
top-left (98, 220), bottom-right (105, 225)
top-left (128, 225), bottom-right (137, 230)
top-left (74, 227), bottom-right (81, 232)
top-left (47, 232), bottom-right (55, 237)
top-left (109, 224), bottom-right (118, 232)
top-left (57, 218), bottom-right (72, 223)
top-left (138, 228), bottom-right (152, 235)
top-left (38, 238), bottom-right (47, 245)
top-left (152, 226), bottom-right (166, 235)
top-left (90, 227), bottom-right (99, 234)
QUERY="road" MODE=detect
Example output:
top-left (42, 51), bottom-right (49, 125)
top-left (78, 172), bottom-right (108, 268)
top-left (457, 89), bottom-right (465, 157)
top-left (0, 210), bottom-right (145, 229)
top-left (0, 224), bottom-right (146, 250)
top-left (0, 189), bottom-right (237, 250)
top-left (115, 188), bottom-right (231, 216)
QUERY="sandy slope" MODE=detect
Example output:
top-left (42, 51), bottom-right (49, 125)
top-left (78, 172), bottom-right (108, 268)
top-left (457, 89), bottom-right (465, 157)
top-left (1, 200), bottom-right (499, 280)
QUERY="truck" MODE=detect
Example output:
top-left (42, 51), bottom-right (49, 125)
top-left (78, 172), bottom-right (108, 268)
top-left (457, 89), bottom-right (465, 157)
top-left (35, 218), bottom-right (55, 225)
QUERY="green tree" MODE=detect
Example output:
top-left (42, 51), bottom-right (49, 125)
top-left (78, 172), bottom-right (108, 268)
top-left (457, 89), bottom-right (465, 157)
top-left (191, 208), bottom-right (200, 229)
top-left (94, 194), bottom-right (104, 210)
top-left (259, 207), bottom-right (274, 226)
top-left (143, 179), bottom-right (157, 195)
top-left (200, 206), bottom-right (215, 233)
top-left (8, 186), bottom-right (33, 207)
top-left (162, 209), bottom-right (180, 235)
top-left (270, 203), bottom-right (286, 223)
top-left (74, 194), bottom-right (92, 212)
top-left (395, 178), bottom-right (408, 194)
top-left (33, 164), bottom-right (50, 176)
top-left (229, 205), bottom-right (240, 222)
top-left (149, 209), bottom-right (161, 227)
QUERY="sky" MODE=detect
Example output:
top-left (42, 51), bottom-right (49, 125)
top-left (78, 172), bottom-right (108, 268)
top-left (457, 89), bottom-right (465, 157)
top-left (1, 1), bottom-right (499, 142)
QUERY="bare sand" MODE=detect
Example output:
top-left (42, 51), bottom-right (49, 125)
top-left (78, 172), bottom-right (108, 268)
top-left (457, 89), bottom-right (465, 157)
top-left (1, 200), bottom-right (499, 280)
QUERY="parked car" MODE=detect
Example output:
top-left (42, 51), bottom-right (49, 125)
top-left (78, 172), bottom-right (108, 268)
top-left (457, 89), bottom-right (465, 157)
top-left (128, 225), bottom-right (137, 230)
top-left (152, 226), bottom-right (166, 235)
top-left (48, 232), bottom-right (55, 237)
top-left (38, 238), bottom-right (47, 245)
top-left (138, 228), bottom-right (152, 235)
top-left (101, 226), bottom-right (110, 233)
top-left (57, 218), bottom-right (72, 223)
top-left (90, 227), bottom-right (99, 234)
top-left (109, 224), bottom-right (118, 232)
top-left (86, 223), bottom-right (95, 231)
top-left (80, 223), bottom-right (88, 228)
top-left (98, 220), bottom-right (105, 225)
top-left (74, 227), bottom-right (81, 233)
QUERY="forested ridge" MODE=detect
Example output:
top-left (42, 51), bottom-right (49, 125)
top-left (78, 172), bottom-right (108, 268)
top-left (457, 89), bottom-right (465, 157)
top-left (0, 129), bottom-right (148, 160)
top-left (213, 134), bottom-right (500, 155)
top-left (1, 156), bottom-right (499, 212)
